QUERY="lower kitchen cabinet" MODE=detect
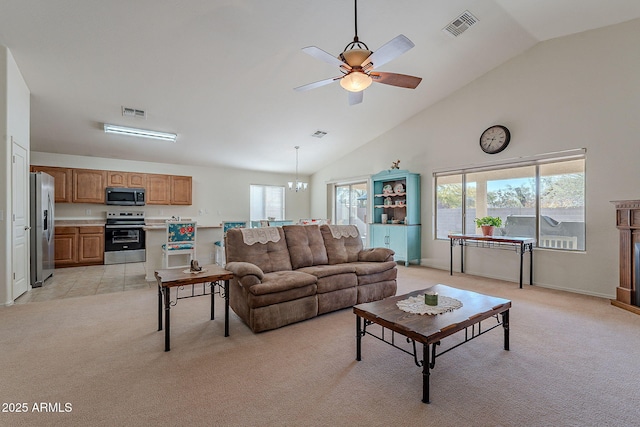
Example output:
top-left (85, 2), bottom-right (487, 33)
top-left (54, 226), bottom-right (78, 267)
top-left (54, 226), bottom-right (104, 268)
top-left (369, 224), bottom-right (421, 266)
top-left (78, 226), bottom-right (104, 264)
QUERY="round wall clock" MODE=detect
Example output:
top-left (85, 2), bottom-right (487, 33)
top-left (479, 125), bottom-right (511, 154)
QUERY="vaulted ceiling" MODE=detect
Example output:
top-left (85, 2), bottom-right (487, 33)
top-left (2, 0), bottom-right (639, 175)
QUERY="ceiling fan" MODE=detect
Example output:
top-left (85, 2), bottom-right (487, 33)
top-left (294, 0), bottom-right (422, 105)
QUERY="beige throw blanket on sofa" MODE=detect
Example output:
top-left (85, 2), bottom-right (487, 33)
top-left (327, 225), bottom-right (359, 239)
top-left (240, 227), bottom-right (281, 245)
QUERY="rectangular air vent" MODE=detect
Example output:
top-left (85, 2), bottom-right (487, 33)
top-left (122, 106), bottom-right (146, 118)
top-left (311, 130), bottom-right (327, 138)
top-left (442, 10), bottom-right (478, 38)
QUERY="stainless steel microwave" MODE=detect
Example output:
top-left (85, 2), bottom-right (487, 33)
top-left (105, 187), bottom-right (145, 206)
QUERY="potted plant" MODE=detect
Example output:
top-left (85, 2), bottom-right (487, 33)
top-left (475, 216), bottom-right (502, 236)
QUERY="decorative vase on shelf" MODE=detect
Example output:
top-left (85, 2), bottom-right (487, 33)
top-left (481, 225), bottom-right (494, 236)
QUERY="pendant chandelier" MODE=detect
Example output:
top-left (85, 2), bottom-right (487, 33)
top-left (288, 146), bottom-right (308, 192)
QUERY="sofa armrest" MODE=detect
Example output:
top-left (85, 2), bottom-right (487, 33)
top-left (225, 261), bottom-right (265, 280)
top-left (358, 247), bottom-right (395, 263)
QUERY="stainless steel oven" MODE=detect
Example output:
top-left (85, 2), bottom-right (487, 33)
top-left (104, 211), bottom-right (146, 265)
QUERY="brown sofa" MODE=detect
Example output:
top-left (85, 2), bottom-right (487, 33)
top-left (224, 224), bottom-right (397, 332)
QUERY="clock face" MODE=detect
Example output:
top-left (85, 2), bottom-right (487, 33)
top-left (479, 125), bottom-right (510, 154)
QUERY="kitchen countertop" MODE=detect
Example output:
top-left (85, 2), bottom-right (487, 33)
top-left (55, 220), bottom-right (105, 227)
top-left (143, 224), bottom-right (222, 230)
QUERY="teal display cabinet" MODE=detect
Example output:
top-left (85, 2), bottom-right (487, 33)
top-left (369, 169), bottom-right (421, 266)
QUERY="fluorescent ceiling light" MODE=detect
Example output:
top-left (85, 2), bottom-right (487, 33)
top-left (103, 124), bottom-right (177, 142)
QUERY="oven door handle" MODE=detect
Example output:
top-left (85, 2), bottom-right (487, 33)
top-left (105, 224), bottom-right (145, 229)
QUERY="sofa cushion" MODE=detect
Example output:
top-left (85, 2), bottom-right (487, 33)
top-left (319, 224), bottom-right (363, 265)
top-left (297, 263), bottom-right (355, 279)
top-left (247, 270), bottom-right (317, 296)
top-left (357, 280), bottom-right (397, 304)
top-left (356, 266), bottom-right (398, 286)
top-left (283, 225), bottom-right (329, 269)
top-left (225, 227), bottom-right (292, 273)
top-left (358, 247), bottom-right (395, 263)
top-left (352, 260), bottom-right (397, 276)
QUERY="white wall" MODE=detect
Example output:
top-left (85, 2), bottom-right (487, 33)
top-left (30, 152), bottom-right (311, 228)
top-left (1, 45), bottom-right (31, 305)
top-left (311, 19), bottom-right (640, 299)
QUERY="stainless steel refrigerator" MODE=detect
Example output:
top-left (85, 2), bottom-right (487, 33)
top-left (30, 172), bottom-right (55, 287)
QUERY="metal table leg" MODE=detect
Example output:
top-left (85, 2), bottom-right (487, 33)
top-left (519, 243), bottom-right (524, 289)
top-left (158, 283), bottom-right (163, 331)
top-left (164, 287), bottom-right (171, 352)
top-left (502, 309), bottom-right (510, 351)
top-left (450, 238), bottom-right (453, 275)
top-left (529, 243), bottom-right (534, 285)
top-left (356, 315), bottom-right (362, 361)
top-left (422, 343), bottom-right (431, 404)
top-left (210, 281), bottom-right (215, 321)
top-left (224, 279), bottom-right (230, 337)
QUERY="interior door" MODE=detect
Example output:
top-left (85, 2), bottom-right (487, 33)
top-left (12, 140), bottom-right (29, 299)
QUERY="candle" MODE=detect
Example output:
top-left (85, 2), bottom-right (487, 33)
top-left (424, 292), bottom-right (438, 306)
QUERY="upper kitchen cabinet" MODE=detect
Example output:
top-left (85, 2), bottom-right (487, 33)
top-left (107, 171), bottom-right (147, 188)
top-left (170, 175), bottom-right (192, 205)
top-left (147, 174), bottom-right (192, 205)
top-left (31, 165), bottom-right (72, 203)
top-left (72, 169), bottom-right (107, 204)
top-left (146, 174), bottom-right (171, 205)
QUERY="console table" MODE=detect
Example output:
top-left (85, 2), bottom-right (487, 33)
top-left (448, 234), bottom-right (535, 288)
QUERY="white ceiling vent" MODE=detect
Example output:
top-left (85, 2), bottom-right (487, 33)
top-left (311, 130), bottom-right (327, 138)
top-left (443, 10), bottom-right (478, 38)
top-left (122, 106), bottom-right (146, 118)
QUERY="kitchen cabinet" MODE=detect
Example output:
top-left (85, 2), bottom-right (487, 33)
top-left (146, 174), bottom-right (171, 205)
top-left (147, 173), bottom-right (192, 205)
top-left (72, 169), bottom-right (107, 203)
top-left (128, 173), bottom-right (147, 188)
top-left (54, 226), bottom-right (78, 266)
top-left (170, 175), bottom-right (192, 205)
top-left (54, 225), bottom-right (104, 267)
top-left (78, 226), bottom-right (104, 264)
top-left (107, 171), bottom-right (147, 188)
top-left (31, 165), bottom-right (73, 203)
top-left (31, 165), bottom-right (191, 205)
top-left (369, 169), bottom-right (421, 265)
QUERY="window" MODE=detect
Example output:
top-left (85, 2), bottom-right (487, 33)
top-left (435, 152), bottom-right (585, 250)
top-left (250, 185), bottom-right (285, 222)
top-left (335, 181), bottom-right (368, 242)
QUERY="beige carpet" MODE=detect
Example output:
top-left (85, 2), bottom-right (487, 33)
top-left (2, 266), bottom-right (640, 427)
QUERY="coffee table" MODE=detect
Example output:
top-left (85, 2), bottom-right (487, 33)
top-left (155, 264), bottom-right (234, 351)
top-left (353, 284), bottom-right (511, 403)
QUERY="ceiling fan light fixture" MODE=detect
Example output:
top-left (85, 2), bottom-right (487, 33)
top-left (340, 71), bottom-right (372, 92)
top-left (340, 48), bottom-right (371, 67)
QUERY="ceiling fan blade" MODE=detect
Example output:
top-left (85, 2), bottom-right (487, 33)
top-left (348, 90), bottom-right (363, 106)
top-left (360, 34), bottom-right (415, 70)
top-left (302, 46), bottom-right (351, 70)
top-left (370, 72), bottom-right (422, 89)
top-left (294, 76), bottom-right (342, 92)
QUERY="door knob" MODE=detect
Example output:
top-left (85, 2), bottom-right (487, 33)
top-left (25, 226), bottom-right (31, 230)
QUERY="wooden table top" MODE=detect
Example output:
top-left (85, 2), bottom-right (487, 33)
top-left (353, 284), bottom-right (511, 345)
top-left (154, 264), bottom-right (233, 287)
